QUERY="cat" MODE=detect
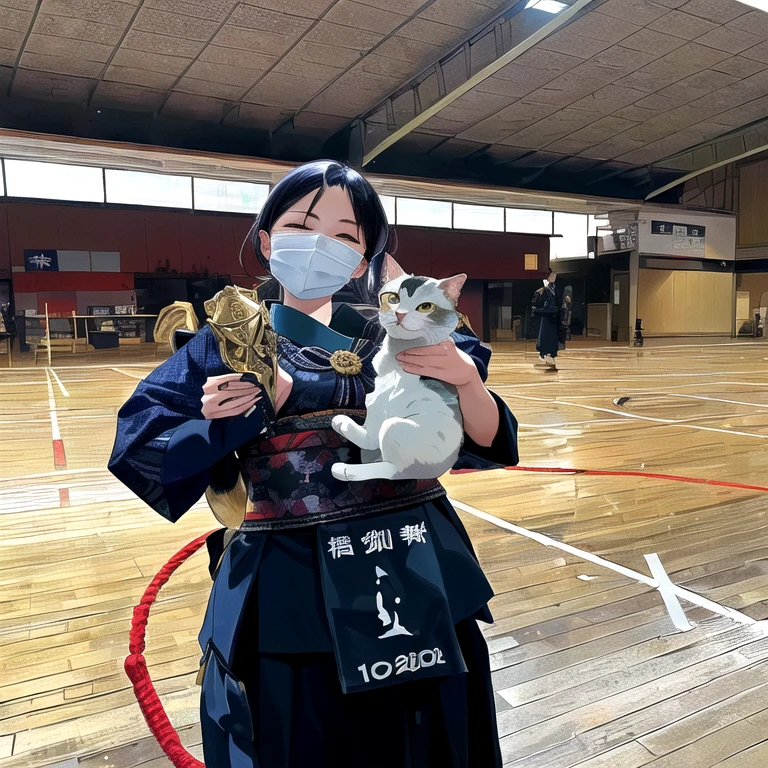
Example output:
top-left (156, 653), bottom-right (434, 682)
top-left (331, 256), bottom-right (466, 482)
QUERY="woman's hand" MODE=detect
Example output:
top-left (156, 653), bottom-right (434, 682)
top-left (396, 339), bottom-right (479, 389)
top-left (399, 339), bottom-right (500, 446)
top-left (202, 367), bottom-right (293, 419)
top-left (201, 374), bottom-right (263, 419)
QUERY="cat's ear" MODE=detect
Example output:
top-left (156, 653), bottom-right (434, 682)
top-left (438, 274), bottom-right (467, 304)
top-left (382, 253), bottom-right (406, 283)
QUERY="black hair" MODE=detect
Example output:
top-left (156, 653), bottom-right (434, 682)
top-left (246, 160), bottom-right (391, 305)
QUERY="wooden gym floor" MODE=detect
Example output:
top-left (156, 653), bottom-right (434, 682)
top-left (1, 339), bottom-right (768, 767)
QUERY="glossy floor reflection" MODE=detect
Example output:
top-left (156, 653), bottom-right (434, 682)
top-left (1, 339), bottom-right (767, 767)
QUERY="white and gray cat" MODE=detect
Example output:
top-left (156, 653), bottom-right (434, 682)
top-left (331, 256), bottom-right (466, 482)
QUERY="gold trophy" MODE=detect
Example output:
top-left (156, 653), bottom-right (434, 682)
top-left (203, 285), bottom-right (278, 528)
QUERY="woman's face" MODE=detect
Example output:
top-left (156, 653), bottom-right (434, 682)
top-left (259, 185), bottom-right (368, 280)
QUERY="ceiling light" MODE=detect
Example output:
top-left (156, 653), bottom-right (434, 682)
top-left (526, 0), bottom-right (568, 12)
top-left (735, 0), bottom-right (768, 11)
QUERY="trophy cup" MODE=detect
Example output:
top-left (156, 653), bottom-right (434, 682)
top-left (203, 285), bottom-right (278, 527)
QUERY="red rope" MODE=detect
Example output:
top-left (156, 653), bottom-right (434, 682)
top-left (125, 530), bottom-right (217, 768)
top-left (126, 465), bottom-right (766, 766)
top-left (451, 465), bottom-right (768, 493)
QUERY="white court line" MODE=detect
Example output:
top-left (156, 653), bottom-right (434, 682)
top-left (493, 379), bottom-right (768, 392)
top-left (517, 420), bottom-right (624, 429)
top-left (666, 393), bottom-right (768, 409)
top-left (0, 468), bottom-right (108, 483)
top-left (43, 369), bottom-right (61, 442)
top-left (572, 341), bottom-right (762, 352)
top-left (494, 370), bottom-right (768, 386)
top-left (57, 413), bottom-right (114, 419)
top-left (601, 391), bottom-right (768, 410)
top-left (0, 380), bottom-right (54, 386)
top-left (449, 498), bottom-right (759, 627)
top-left (501, 392), bottom-right (768, 440)
top-left (645, 553), bottom-right (695, 632)
top-left (5, 362), bottom-right (158, 371)
top-left (112, 367), bottom-right (146, 380)
top-left (48, 368), bottom-right (70, 397)
top-left (608, 381), bottom-right (768, 394)
top-left (0, 419), bottom-right (71, 425)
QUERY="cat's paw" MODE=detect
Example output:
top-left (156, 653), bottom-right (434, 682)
top-left (332, 462), bottom-right (354, 481)
top-left (331, 415), bottom-right (353, 435)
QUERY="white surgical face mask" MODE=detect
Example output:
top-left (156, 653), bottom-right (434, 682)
top-left (269, 231), bottom-right (364, 300)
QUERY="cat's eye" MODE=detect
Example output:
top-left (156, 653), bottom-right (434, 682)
top-left (416, 302), bottom-right (435, 313)
top-left (380, 292), bottom-right (400, 310)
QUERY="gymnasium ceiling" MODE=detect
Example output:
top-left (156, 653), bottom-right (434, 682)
top-left (1, 0), bottom-right (768, 201)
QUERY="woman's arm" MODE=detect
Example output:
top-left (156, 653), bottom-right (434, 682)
top-left (108, 326), bottom-right (273, 522)
top-left (456, 374), bottom-right (499, 447)
top-left (395, 328), bottom-right (519, 467)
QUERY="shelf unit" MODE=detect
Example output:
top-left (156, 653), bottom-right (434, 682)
top-left (17, 312), bottom-right (158, 355)
top-left (83, 315), bottom-right (157, 345)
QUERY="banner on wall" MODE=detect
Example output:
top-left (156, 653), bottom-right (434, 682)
top-left (23, 250), bottom-right (121, 272)
top-left (24, 249), bottom-right (59, 271)
top-left (651, 221), bottom-right (706, 258)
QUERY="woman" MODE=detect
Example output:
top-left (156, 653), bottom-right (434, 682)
top-left (532, 272), bottom-right (559, 369)
top-left (109, 161), bottom-right (518, 768)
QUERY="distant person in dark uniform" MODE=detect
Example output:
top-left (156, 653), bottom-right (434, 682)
top-left (532, 272), bottom-right (559, 369)
top-left (559, 286), bottom-right (573, 352)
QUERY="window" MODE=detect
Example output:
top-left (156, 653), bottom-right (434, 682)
top-left (4, 160), bottom-right (104, 203)
top-left (506, 208), bottom-right (553, 235)
top-left (106, 169), bottom-right (192, 209)
top-left (379, 195), bottom-right (396, 224)
top-left (396, 197), bottom-right (452, 228)
top-left (735, 2), bottom-right (768, 14)
top-left (526, 0), bottom-right (567, 12)
top-left (525, 253), bottom-right (539, 271)
top-left (589, 215), bottom-right (605, 237)
top-left (193, 178), bottom-right (269, 214)
top-left (552, 212), bottom-right (588, 259)
top-left (453, 203), bottom-right (504, 232)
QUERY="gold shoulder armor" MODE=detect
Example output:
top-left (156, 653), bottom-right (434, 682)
top-left (456, 311), bottom-right (475, 334)
top-left (205, 286), bottom-right (278, 406)
top-left (203, 286), bottom-right (279, 530)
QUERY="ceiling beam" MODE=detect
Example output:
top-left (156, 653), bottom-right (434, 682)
top-left (360, 0), bottom-right (595, 167)
top-left (646, 115), bottom-right (768, 201)
top-left (6, 0), bottom-right (43, 98)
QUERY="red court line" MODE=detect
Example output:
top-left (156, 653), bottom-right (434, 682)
top-left (52, 439), bottom-right (67, 469)
top-left (451, 465), bottom-right (768, 494)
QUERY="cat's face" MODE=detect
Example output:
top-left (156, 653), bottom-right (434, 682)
top-left (378, 273), bottom-right (466, 344)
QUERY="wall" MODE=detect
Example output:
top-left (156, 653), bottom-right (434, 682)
top-left (392, 227), bottom-right (550, 341)
top-left (679, 154), bottom-right (768, 261)
top-left (3, 203), bottom-right (549, 282)
top-left (3, 202), bottom-right (260, 314)
top-left (3, 201), bottom-right (548, 335)
top-left (736, 272), bottom-right (768, 317)
top-left (738, 160), bottom-right (768, 248)
top-left (638, 269), bottom-right (732, 336)
top-left (0, 207), bottom-right (10, 280)
top-left (0, 202), bottom-right (255, 276)
top-left (455, 280), bottom-right (484, 339)
top-left (680, 164), bottom-right (737, 212)
top-left (393, 226), bottom-right (549, 281)
top-left (637, 207), bottom-right (736, 262)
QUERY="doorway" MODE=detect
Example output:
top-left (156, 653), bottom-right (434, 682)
top-left (612, 270), bottom-right (630, 342)
top-left (486, 281), bottom-right (517, 342)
